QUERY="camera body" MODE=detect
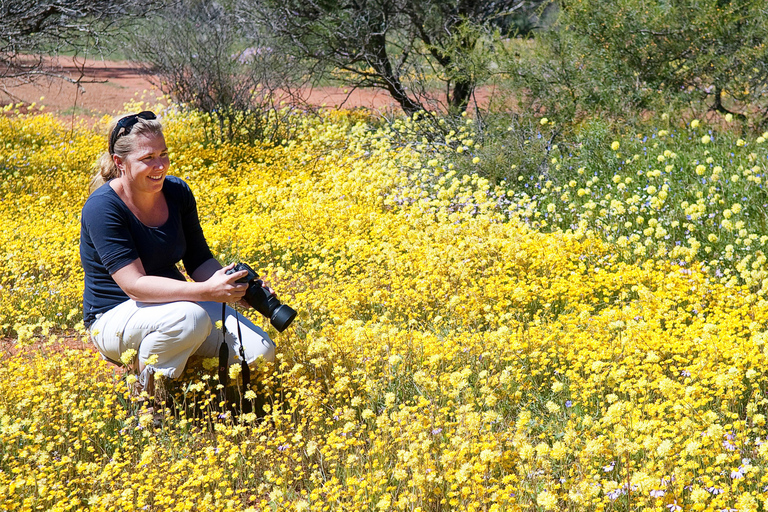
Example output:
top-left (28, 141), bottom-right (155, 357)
top-left (226, 262), bottom-right (297, 332)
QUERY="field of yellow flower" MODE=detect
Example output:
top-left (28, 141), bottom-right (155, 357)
top-left (2, 104), bottom-right (768, 511)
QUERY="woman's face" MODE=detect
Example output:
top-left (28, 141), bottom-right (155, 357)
top-left (114, 133), bottom-right (170, 195)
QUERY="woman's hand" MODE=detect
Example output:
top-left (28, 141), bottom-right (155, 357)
top-left (203, 264), bottom-right (249, 303)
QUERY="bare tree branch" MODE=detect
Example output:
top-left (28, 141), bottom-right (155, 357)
top-left (236, 0), bottom-right (551, 115)
top-left (0, 0), bottom-right (165, 95)
top-left (124, 0), bottom-right (309, 143)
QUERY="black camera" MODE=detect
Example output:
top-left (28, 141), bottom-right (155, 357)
top-left (226, 262), bottom-right (297, 332)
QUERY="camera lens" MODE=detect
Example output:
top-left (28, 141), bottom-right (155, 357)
top-left (229, 262), bottom-right (297, 332)
top-left (271, 304), bottom-right (297, 332)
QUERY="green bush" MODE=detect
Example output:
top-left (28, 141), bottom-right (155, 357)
top-left (500, 0), bottom-right (768, 129)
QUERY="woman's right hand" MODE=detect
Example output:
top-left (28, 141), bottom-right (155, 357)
top-left (204, 264), bottom-right (249, 303)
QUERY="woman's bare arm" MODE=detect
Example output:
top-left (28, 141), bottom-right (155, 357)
top-left (111, 258), bottom-right (247, 303)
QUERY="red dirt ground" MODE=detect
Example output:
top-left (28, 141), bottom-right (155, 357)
top-left (2, 55), bottom-right (500, 119)
top-left (1, 56), bottom-right (411, 118)
top-left (0, 334), bottom-right (96, 359)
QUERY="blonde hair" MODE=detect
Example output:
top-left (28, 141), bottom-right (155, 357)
top-left (89, 114), bottom-right (164, 194)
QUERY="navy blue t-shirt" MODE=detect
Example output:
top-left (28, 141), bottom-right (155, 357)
top-left (80, 175), bottom-right (214, 327)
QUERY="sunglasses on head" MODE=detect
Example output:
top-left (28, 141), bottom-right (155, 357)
top-left (109, 111), bottom-right (157, 154)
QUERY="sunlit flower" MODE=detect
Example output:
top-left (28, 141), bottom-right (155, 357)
top-left (120, 349), bottom-right (138, 366)
top-left (536, 490), bottom-right (557, 510)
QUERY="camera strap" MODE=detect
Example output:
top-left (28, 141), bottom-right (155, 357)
top-left (217, 303), bottom-right (251, 390)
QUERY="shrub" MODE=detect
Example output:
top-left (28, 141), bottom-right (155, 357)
top-left (126, 0), bottom-right (303, 143)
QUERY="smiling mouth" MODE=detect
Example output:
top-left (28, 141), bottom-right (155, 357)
top-left (148, 174), bottom-right (164, 181)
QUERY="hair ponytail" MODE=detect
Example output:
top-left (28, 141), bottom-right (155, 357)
top-left (89, 151), bottom-right (120, 194)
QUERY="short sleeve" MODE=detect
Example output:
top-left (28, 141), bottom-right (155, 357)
top-left (82, 195), bottom-right (138, 274)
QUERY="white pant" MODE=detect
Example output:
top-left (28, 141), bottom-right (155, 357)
top-left (89, 300), bottom-right (276, 380)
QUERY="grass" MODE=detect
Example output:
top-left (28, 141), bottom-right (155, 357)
top-left (60, 105), bottom-right (100, 117)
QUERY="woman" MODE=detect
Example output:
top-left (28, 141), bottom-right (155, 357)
top-left (80, 111), bottom-right (275, 396)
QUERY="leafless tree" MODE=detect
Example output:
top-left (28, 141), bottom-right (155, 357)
top-left (125, 0), bottom-right (308, 142)
top-left (0, 0), bottom-right (162, 99)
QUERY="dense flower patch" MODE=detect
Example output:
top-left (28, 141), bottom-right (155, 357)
top-left (1, 105), bottom-right (768, 511)
top-left (508, 116), bottom-right (768, 291)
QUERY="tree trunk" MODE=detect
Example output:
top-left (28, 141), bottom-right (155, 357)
top-left (367, 32), bottom-right (423, 115)
top-left (712, 85), bottom-right (746, 120)
top-left (450, 79), bottom-right (474, 112)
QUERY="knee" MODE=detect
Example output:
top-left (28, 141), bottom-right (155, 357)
top-left (248, 344), bottom-right (276, 373)
top-left (243, 331), bottom-right (276, 366)
top-left (261, 342), bottom-right (276, 364)
top-left (184, 303), bottom-right (213, 344)
top-left (163, 302), bottom-right (212, 347)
